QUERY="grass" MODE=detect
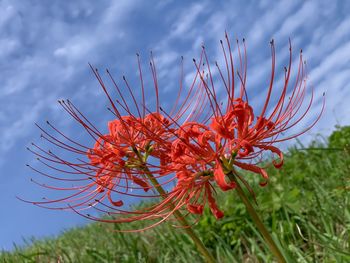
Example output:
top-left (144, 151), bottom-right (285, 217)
top-left (1, 126), bottom-right (349, 262)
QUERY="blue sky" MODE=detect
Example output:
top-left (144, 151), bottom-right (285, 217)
top-left (1, 0), bottom-right (350, 251)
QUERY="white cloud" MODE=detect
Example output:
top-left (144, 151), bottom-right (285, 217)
top-left (0, 99), bottom-right (46, 152)
top-left (0, 0), bottom-right (141, 163)
top-left (274, 1), bottom-right (317, 39)
top-left (247, 0), bottom-right (298, 44)
top-left (53, 36), bottom-right (95, 60)
top-left (0, 37), bottom-right (20, 59)
top-left (169, 2), bottom-right (207, 38)
top-left (309, 40), bottom-right (350, 85)
top-left (0, 4), bottom-right (16, 28)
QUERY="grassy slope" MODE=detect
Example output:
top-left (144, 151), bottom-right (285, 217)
top-left (1, 127), bottom-right (350, 263)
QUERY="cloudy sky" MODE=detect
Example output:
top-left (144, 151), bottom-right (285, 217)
top-left (1, 0), bottom-right (349, 250)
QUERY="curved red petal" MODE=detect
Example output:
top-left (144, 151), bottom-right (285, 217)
top-left (214, 161), bottom-right (236, 191)
top-left (256, 144), bottom-right (284, 168)
top-left (234, 161), bottom-right (268, 186)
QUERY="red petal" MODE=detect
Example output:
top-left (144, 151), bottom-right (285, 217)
top-left (214, 161), bottom-right (236, 191)
top-left (132, 176), bottom-right (152, 192)
top-left (187, 204), bottom-right (204, 215)
top-left (206, 184), bottom-right (224, 219)
top-left (107, 190), bottom-right (123, 207)
top-left (234, 161), bottom-right (268, 186)
top-left (256, 144), bottom-right (284, 168)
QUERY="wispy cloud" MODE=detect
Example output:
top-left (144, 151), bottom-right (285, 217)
top-left (0, 0), bottom-right (140, 157)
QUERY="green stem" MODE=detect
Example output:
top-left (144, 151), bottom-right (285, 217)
top-left (227, 172), bottom-right (286, 263)
top-left (137, 158), bottom-right (216, 263)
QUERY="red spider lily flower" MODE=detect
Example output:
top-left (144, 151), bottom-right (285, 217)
top-left (21, 53), bottom-right (212, 229)
top-left (169, 122), bottom-right (233, 218)
top-left (191, 34), bottom-right (325, 187)
top-left (153, 35), bottom-right (324, 223)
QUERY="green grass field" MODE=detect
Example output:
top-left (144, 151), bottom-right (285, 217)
top-left (1, 126), bottom-right (349, 263)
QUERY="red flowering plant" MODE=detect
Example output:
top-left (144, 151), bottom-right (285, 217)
top-left (191, 36), bottom-right (324, 184)
top-left (23, 34), bottom-right (324, 262)
top-left (24, 56), bottom-right (202, 223)
top-left (150, 36), bottom-right (324, 225)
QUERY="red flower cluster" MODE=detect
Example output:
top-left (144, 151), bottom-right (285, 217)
top-left (24, 34), bottom-right (324, 229)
